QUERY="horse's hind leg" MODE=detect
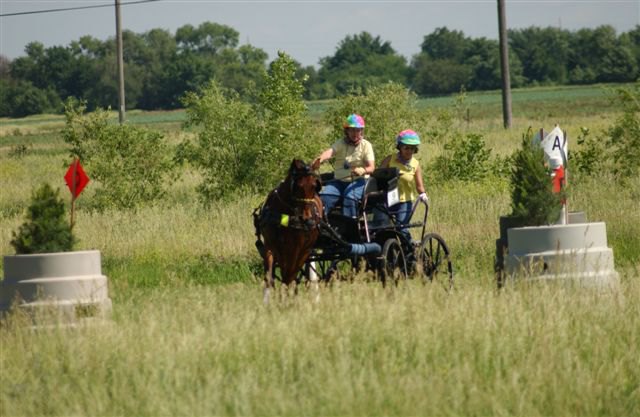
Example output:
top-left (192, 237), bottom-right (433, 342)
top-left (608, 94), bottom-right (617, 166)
top-left (263, 251), bottom-right (275, 305)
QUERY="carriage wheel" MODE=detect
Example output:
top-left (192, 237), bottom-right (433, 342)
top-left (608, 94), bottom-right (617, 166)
top-left (379, 238), bottom-right (408, 287)
top-left (418, 233), bottom-right (453, 290)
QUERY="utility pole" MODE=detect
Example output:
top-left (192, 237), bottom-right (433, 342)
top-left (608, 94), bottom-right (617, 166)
top-left (497, 0), bottom-right (512, 129)
top-left (115, 0), bottom-right (125, 124)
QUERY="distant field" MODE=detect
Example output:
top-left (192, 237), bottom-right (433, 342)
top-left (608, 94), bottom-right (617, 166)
top-left (0, 83), bottom-right (628, 134)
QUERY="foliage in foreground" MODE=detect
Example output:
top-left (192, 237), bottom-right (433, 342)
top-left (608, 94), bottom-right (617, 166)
top-left (1, 280), bottom-right (638, 416)
top-left (62, 99), bottom-right (176, 210)
top-left (10, 183), bottom-right (75, 254)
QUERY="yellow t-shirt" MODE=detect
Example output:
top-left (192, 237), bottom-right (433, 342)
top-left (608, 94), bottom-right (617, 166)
top-left (332, 138), bottom-right (375, 182)
top-left (388, 156), bottom-right (420, 202)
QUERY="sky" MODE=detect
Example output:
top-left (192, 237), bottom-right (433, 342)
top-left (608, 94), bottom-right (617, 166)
top-left (1, 0), bottom-right (638, 68)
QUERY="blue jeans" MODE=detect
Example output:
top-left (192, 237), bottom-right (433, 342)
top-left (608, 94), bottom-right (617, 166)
top-left (372, 201), bottom-right (414, 240)
top-left (320, 178), bottom-right (366, 218)
top-left (388, 201), bottom-right (413, 225)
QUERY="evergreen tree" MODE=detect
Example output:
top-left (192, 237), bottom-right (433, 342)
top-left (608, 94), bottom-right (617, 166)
top-left (10, 183), bottom-right (75, 254)
top-left (510, 133), bottom-right (563, 226)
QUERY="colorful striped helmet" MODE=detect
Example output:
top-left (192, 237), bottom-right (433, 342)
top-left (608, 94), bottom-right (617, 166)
top-left (343, 114), bottom-right (365, 128)
top-left (396, 129), bottom-right (421, 146)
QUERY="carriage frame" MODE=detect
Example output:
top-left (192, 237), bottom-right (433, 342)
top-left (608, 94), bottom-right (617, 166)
top-left (302, 167), bottom-right (453, 289)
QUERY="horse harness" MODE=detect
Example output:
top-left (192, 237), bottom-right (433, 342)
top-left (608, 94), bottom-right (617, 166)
top-left (254, 187), bottom-right (322, 231)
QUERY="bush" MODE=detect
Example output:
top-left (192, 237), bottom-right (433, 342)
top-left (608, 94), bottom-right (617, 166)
top-left (606, 83), bottom-right (640, 177)
top-left (509, 131), bottom-right (563, 226)
top-left (181, 81), bottom-right (256, 202)
top-left (571, 126), bottom-right (607, 175)
top-left (181, 51), bottom-right (322, 203)
top-left (430, 133), bottom-right (493, 182)
top-left (62, 99), bottom-right (176, 210)
top-left (571, 84), bottom-right (639, 179)
top-left (10, 183), bottom-right (75, 254)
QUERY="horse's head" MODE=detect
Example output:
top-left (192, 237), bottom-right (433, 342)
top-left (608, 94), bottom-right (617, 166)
top-left (287, 159), bottom-right (321, 200)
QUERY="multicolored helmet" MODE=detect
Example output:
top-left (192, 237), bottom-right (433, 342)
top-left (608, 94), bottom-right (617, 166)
top-left (396, 129), bottom-right (421, 146)
top-left (343, 114), bottom-right (365, 128)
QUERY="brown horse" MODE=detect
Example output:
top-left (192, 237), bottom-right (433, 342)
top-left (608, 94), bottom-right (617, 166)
top-left (254, 159), bottom-right (324, 303)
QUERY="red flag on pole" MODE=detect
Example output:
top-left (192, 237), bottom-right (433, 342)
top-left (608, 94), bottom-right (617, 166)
top-left (64, 159), bottom-right (90, 198)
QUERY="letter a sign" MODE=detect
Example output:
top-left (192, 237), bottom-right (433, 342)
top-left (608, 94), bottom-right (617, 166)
top-left (64, 159), bottom-right (90, 199)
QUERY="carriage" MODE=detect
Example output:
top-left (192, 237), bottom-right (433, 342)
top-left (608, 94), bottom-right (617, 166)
top-left (302, 167), bottom-right (453, 289)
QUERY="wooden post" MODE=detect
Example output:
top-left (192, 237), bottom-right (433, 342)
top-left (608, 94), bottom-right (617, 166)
top-left (497, 0), bottom-right (512, 129)
top-left (115, 0), bottom-right (125, 124)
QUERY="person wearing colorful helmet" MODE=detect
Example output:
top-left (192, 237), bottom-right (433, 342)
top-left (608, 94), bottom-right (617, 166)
top-left (378, 129), bottom-right (428, 226)
top-left (312, 114), bottom-right (375, 218)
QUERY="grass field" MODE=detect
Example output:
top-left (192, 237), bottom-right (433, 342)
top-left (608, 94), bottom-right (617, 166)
top-left (1, 84), bottom-right (639, 416)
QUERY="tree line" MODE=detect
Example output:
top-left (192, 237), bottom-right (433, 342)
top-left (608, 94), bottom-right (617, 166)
top-left (1, 22), bottom-right (638, 118)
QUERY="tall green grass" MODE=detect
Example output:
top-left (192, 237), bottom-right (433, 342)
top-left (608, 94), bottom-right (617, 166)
top-left (2, 280), bottom-right (638, 416)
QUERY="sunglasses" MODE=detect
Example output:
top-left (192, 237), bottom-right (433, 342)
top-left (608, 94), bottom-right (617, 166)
top-left (400, 145), bottom-right (418, 152)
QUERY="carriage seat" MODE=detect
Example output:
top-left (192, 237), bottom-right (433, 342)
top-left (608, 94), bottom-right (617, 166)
top-left (362, 168), bottom-right (399, 211)
top-left (317, 168), bottom-right (399, 243)
top-left (318, 168), bottom-right (399, 215)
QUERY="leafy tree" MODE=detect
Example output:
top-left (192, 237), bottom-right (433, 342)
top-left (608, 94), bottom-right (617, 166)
top-left (569, 25), bottom-right (637, 84)
top-left (620, 25), bottom-right (640, 69)
top-left (509, 27), bottom-right (571, 84)
top-left (411, 56), bottom-right (471, 95)
top-left (11, 183), bottom-right (75, 254)
top-left (318, 32), bottom-right (408, 97)
top-left (420, 27), bottom-right (469, 61)
top-left (176, 22), bottom-right (239, 54)
top-left (411, 28), bottom-right (524, 95)
top-left (215, 45), bottom-right (268, 99)
top-left (0, 79), bottom-right (60, 118)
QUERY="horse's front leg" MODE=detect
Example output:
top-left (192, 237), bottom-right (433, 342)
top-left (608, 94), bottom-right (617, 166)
top-left (263, 250), bottom-right (275, 305)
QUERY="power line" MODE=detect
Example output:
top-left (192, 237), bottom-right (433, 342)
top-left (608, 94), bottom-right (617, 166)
top-left (0, 0), bottom-right (161, 17)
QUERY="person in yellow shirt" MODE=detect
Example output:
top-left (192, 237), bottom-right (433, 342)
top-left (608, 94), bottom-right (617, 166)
top-left (312, 114), bottom-right (375, 218)
top-left (378, 129), bottom-right (428, 226)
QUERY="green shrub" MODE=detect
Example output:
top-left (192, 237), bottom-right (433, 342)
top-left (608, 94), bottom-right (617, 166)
top-left (62, 99), bottom-right (176, 210)
top-left (430, 133), bottom-right (493, 182)
top-left (181, 51), bottom-right (322, 203)
top-left (509, 131), bottom-right (563, 226)
top-left (10, 183), bottom-right (75, 254)
top-left (181, 81), bottom-right (256, 202)
top-left (571, 126), bottom-right (607, 175)
top-left (606, 83), bottom-right (640, 177)
top-left (571, 84), bottom-right (639, 179)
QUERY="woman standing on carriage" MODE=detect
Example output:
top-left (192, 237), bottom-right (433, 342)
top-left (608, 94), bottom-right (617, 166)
top-left (312, 114), bottom-right (375, 218)
top-left (378, 129), bottom-right (429, 227)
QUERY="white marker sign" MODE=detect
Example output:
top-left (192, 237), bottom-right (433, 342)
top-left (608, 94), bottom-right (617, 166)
top-left (533, 125), bottom-right (568, 169)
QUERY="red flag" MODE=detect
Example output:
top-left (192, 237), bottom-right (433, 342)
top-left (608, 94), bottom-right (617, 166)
top-left (552, 166), bottom-right (565, 194)
top-left (64, 159), bottom-right (90, 198)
